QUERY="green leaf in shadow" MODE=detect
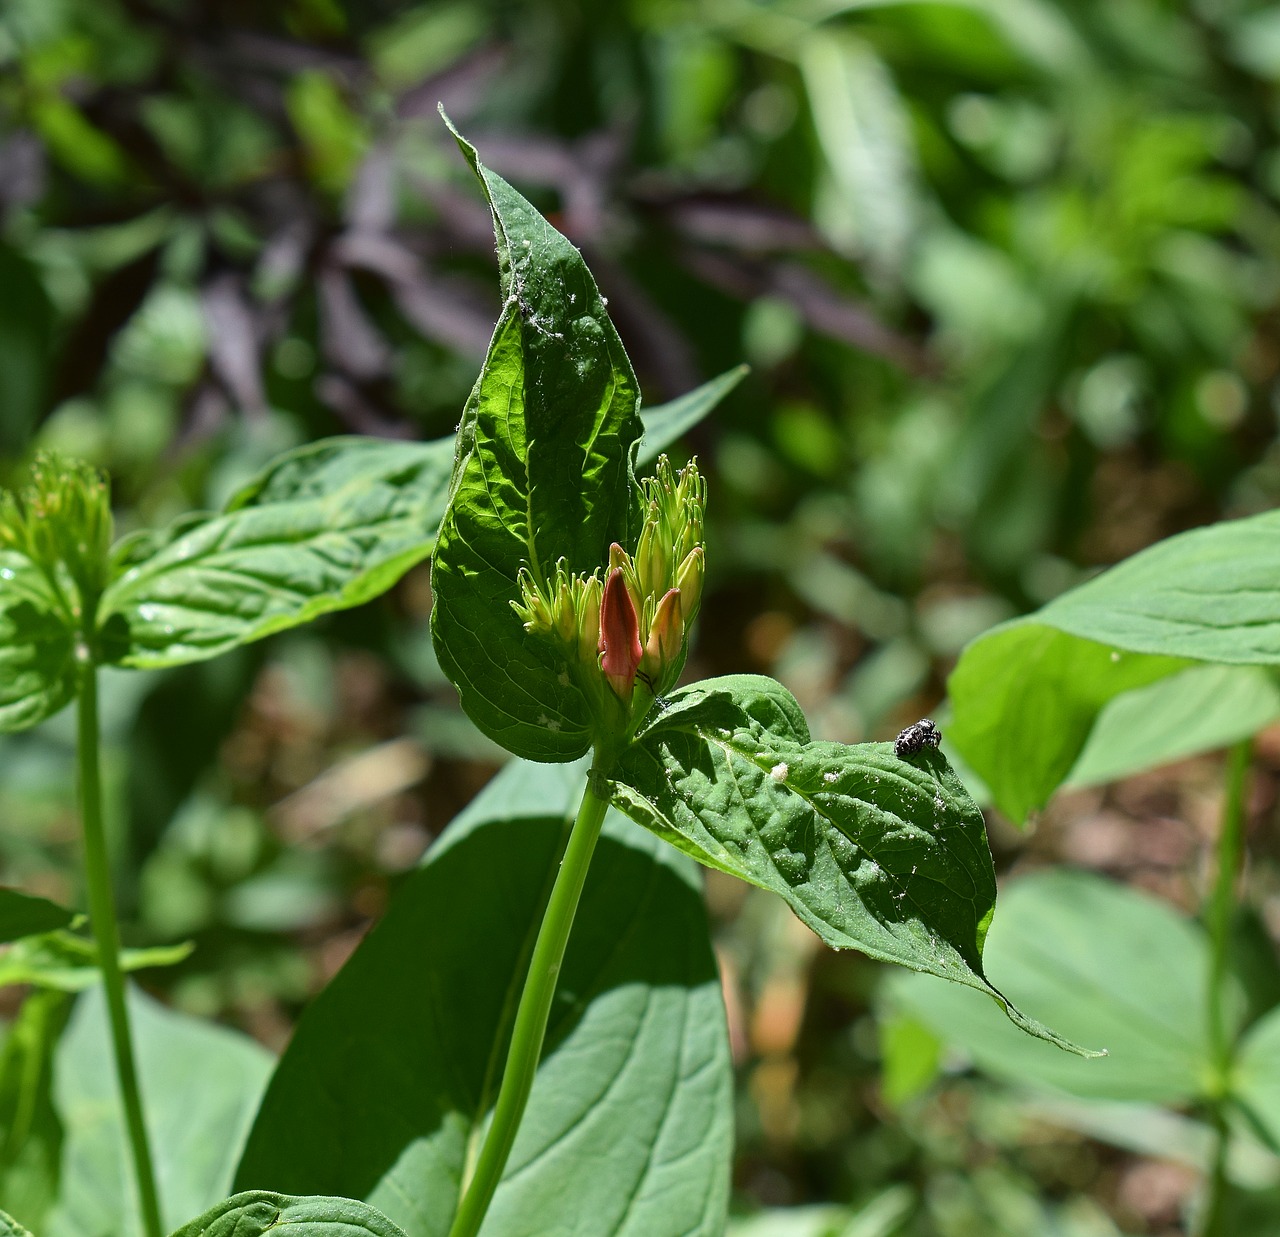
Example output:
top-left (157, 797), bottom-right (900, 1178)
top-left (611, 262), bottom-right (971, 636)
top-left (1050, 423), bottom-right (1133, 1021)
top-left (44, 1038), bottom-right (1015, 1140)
top-left (0, 889), bottom-right (74, 944)
top-left (234, 757), bottom-right (733, 1237)
top-left (611, 674), bottom-right (1099, 1055)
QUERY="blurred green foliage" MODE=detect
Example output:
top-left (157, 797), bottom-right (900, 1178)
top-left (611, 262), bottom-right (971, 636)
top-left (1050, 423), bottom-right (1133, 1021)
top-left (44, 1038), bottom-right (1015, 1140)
top-left (4, 0), bottom-right (1280, 1231)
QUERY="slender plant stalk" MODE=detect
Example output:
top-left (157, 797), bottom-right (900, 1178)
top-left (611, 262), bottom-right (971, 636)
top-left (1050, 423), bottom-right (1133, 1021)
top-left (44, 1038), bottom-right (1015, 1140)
top-left (77, 663), bottom-right (163, 1237)
top-left (448, 770), bottom-right (611, 1237)
top-left (1200, 738), bottom-right (1252, 1237)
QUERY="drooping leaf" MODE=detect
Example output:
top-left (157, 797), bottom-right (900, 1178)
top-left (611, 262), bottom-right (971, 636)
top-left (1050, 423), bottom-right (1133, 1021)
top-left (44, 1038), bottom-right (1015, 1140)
top-left (98, 436), bottom-right (453, 669)
top-left (885, 869), bottom-right (1223, 1103)
top-left (235, 757), bottom-right (733, 1237)
top-left (635, 366), bottom-right (747, 466)
top-left (949, 508), bottom-right (1280, 821)
top-left (170, 1192), bottom-right (408, 1237)
top-left (429, 119), bottom-right (644, 763)
top-left (46, 985), bottom-right (273, 1237)
top-left (0, 990), bottom-right (70, 1230)
top-left (0, 889), bottom-right (74, 944)
top-left (0, 931), bottom-right (193, 992)
top-left (0, 550), bottom-right (78, 734)
top-left (610, 674), bottom-right (1094, 1054)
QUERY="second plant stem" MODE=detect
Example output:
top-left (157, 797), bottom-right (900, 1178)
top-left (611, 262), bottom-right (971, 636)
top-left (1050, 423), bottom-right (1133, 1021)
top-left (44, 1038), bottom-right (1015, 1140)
top-left (78, 663), bottom-right (163, 1237)
top-left (447, 769), bottom-right (611, 1237)
top-left (1201, 738), bottom-right (1251, 1237)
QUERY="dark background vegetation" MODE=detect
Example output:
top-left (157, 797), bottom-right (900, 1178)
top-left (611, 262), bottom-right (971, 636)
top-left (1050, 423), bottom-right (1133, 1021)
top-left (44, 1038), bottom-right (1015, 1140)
top-left (3, 0), bottom-right (1280, 1233)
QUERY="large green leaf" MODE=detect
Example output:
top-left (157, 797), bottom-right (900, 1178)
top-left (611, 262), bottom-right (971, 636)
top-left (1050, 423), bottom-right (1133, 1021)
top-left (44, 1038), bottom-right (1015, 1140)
top-left (610, 673), bottom-right (1092, 1054)
top-left (235, 757), bottom-right (732, 1237)
top-left (885, 869), bottom-right (1221, 1103)
top-left (170, 1193), bottom-right (408, 1237)
top-left (47, 985), bottom-right (274, 1237)
top-left (429, 121), bottom-right (644, 763)
top-left (1066, 664), bottom-right (1280, 790)
top-left (949, 509), bottom-right (1280, 821)
top-left (0, 550), bottom-right (77, 734)
top-left (0, 889), bottom-right (74, 944)
top-left (1020, 510), bottom-right (1280, 661)
top-left (98, 437), bottom-right (453, 669)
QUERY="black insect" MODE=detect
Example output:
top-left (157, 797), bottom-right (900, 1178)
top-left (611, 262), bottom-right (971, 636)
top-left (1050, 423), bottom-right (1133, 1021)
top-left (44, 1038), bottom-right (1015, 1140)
top-left (894, 718), bottom-right (941, 759)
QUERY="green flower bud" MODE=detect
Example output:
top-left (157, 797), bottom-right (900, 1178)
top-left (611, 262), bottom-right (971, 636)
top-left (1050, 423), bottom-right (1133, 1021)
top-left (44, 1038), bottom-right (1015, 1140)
top-left (674, 546), bottom-right (704, 619)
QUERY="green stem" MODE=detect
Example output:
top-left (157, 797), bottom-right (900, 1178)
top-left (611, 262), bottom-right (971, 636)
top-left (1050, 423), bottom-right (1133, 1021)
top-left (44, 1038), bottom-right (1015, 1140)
top-left (1201, 738), bottom-right (1251, 1237)
top-left (78, 664), bottom-right (163, 1237)
top-left (448, 769), bottom-right (611, 1237)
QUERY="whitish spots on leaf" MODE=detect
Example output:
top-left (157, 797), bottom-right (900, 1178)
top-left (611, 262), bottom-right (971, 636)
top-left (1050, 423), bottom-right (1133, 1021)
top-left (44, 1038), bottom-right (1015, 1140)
top-left (823, 771), bottom-right (839, 784)
top-left (536, 714), bottom-right (561, 732)
top-left (769, 762), bottom-right (789, 782)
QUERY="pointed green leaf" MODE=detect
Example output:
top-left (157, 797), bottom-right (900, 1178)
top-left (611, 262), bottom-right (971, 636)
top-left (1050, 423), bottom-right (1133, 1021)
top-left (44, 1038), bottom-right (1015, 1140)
top-left (0, 1210), bottom-right (32, 1237)
top-left (98, 436), bottom-right (452, 669)
top-left (636, 366), bottom-right (747, 466)
top-left (171, 1192), bottom-right (408, 1237)
top-left (235, 757), bottom-right (732, 1236)
top-left (949, 508), bottom-right (1280, 821)
top-left (429, 120), bottom-right (644, 763)
top-left (47, 985), bottom-right (273, 1236)
top-left (0, 889), bottom-right (74, 944)
top-left (611, 674), bottom-right (1096, 1055)
top-left (0, 550), bottom-right (77, 734)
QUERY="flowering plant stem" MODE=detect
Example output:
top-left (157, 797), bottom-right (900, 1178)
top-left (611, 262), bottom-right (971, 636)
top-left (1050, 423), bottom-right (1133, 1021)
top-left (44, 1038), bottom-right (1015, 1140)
top-left (1201, 738), bottom-right (1251, 1237)
top-left (448, 768), bottom-right (611, 1237)
top-left (77, 662), bottom-right (163, 1237)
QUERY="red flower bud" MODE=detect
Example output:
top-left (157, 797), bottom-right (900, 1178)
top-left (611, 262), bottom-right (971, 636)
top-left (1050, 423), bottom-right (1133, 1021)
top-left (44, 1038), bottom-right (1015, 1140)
top-left (599, 567), bottom-right (642, 698)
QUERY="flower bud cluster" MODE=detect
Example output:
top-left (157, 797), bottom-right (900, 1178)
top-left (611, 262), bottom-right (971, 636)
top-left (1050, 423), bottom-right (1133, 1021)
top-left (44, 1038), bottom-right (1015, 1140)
top-left (0, 453), bottom-right (114, 619)
top-left (511, 455), bottom-right (706, 732)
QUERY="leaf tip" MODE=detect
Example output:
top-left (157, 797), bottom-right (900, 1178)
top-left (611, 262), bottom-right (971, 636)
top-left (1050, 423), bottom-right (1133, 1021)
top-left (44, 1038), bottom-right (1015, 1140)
top-left (995, 989), bottom-right (1107, 1058)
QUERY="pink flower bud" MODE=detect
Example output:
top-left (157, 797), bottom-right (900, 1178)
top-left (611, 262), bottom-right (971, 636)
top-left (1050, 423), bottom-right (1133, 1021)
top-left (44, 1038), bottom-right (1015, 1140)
top-left (599, 567), bottom-right (642, 698)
